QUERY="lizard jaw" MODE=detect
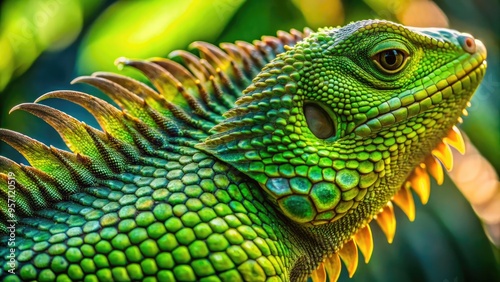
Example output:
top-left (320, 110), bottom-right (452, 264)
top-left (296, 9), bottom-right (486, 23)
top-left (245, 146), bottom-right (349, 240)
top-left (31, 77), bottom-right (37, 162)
top-left (309, 125), bottom-right (466, 282)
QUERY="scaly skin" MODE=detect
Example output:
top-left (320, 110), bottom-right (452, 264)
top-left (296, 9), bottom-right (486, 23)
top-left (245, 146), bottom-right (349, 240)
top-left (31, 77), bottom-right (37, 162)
top-left (0, 20), bottom-right (487, 281)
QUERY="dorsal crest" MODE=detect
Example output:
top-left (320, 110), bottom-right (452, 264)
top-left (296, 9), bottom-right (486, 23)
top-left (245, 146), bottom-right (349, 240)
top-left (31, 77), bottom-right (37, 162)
top-left (0, 28), bottom-right (312, 231)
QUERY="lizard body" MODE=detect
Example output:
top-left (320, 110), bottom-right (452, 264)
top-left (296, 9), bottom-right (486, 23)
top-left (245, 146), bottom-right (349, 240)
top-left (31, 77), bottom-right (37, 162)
top-left (0, 20), bottom-right (487, 281)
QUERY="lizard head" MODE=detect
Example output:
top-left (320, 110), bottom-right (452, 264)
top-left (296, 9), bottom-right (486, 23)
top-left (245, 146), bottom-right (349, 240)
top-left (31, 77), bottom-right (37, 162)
top-left (199, 20), bottom-right (487, 229)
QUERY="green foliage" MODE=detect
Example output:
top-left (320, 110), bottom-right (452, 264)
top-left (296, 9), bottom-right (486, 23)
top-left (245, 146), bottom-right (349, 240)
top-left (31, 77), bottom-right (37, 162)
top-left (76, 0), bottom-right (245, 75)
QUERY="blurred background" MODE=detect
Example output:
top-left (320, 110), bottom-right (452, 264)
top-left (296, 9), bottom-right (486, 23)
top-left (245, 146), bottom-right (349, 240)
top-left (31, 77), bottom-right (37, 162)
top-left (0, 0), bottom-right (499, 281)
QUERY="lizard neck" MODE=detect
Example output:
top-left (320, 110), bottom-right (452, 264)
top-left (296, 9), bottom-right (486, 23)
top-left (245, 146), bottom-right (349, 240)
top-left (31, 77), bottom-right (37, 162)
top-left (283, 94), bottom-right (472, 280)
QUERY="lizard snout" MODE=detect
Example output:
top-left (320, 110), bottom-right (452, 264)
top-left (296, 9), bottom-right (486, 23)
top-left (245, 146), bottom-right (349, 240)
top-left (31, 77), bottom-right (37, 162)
top-left (475, 38), bottom-right (488, 60)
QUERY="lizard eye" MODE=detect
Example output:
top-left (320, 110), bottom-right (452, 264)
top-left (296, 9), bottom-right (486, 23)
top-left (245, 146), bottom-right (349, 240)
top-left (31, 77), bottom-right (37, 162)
top-left (372, 49), bottom-right (408, 73)
top-left (304, 103), bottom-right (336, 139)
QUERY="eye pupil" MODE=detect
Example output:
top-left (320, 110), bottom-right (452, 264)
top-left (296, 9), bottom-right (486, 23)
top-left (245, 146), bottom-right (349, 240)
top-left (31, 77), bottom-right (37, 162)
top-left (304, 103), bottom-right (336, 139)
top-left (383, 50), bottom-right (398, 66)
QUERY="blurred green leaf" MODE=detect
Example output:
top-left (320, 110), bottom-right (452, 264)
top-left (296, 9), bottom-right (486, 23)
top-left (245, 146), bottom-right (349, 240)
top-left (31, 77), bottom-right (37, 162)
top-left (76, 0), bottom-right (245, 76)
top-left (0, 0), bottom-right (103, 91)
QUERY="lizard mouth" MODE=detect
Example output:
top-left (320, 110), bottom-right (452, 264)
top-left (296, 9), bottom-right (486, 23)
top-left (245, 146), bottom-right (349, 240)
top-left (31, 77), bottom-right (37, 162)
top-left (353, 48), bottom-right (487, 138)
top-left (309, 44), bottom-right (487, 282)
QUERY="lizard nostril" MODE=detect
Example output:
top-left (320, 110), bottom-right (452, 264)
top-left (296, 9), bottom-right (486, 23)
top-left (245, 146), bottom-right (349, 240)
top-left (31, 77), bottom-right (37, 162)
top-left (459, 35), bottom-right (476, 54)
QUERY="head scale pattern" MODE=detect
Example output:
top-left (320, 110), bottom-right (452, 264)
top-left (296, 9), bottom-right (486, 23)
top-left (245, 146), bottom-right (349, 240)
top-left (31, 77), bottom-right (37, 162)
top-left (198, 19), bottom-right (487, 225)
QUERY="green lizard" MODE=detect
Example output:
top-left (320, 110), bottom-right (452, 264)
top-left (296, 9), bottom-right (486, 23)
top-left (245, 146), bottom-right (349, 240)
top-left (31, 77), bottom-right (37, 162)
top-left (0, 19), bottom-right (487, 281)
